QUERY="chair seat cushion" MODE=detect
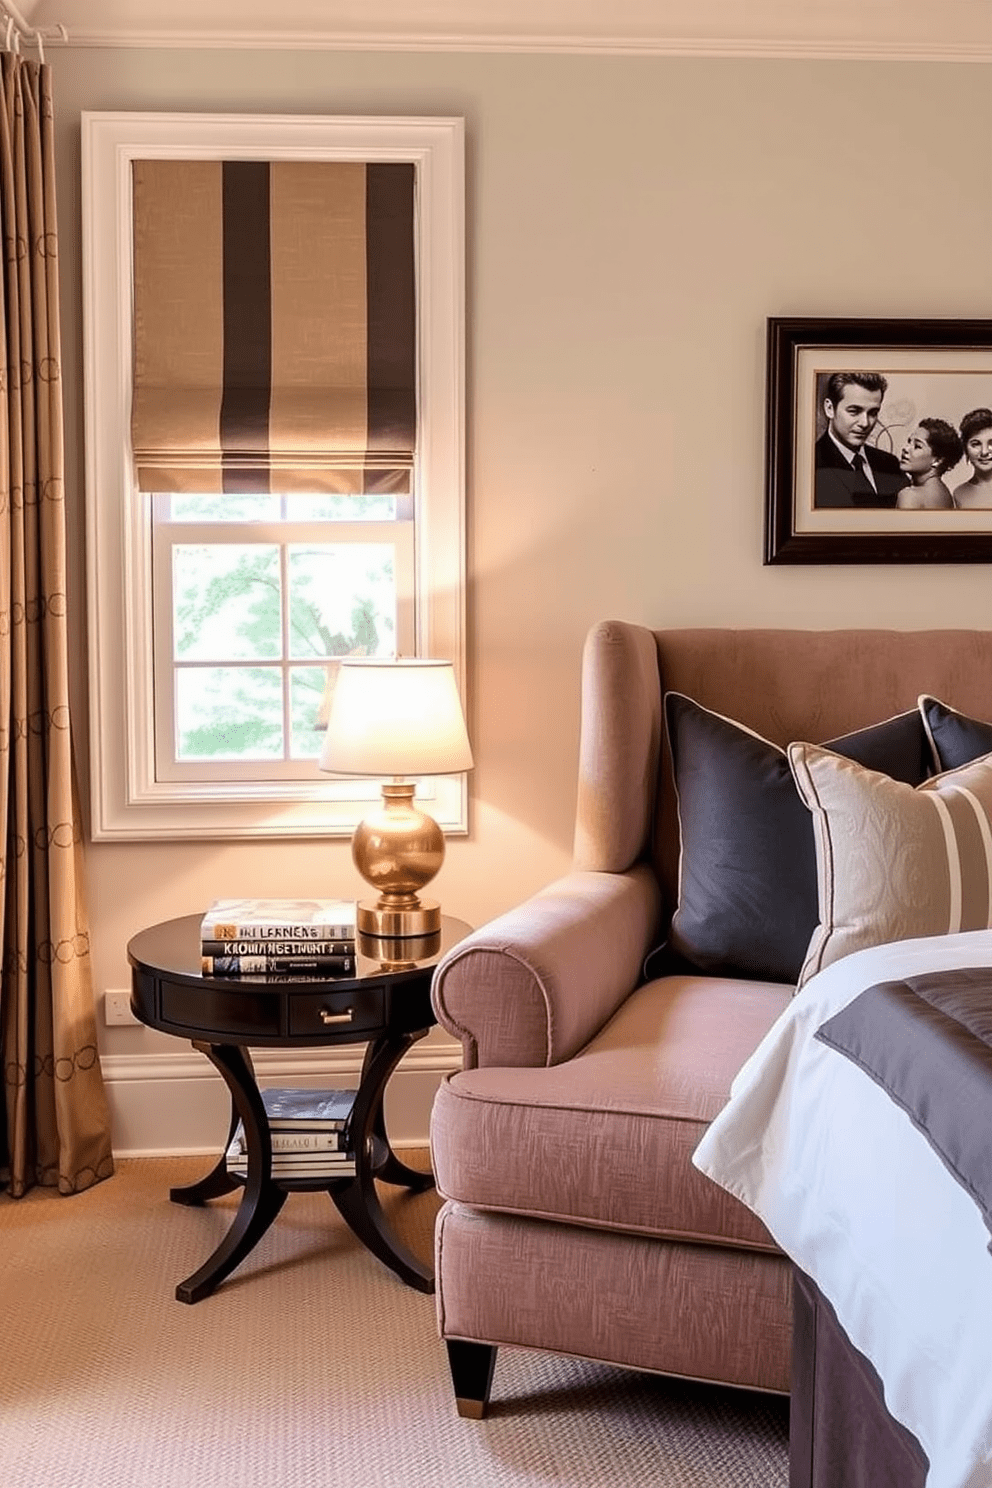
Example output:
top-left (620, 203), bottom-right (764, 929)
top-left (430, 974), bottom-right (791, 1253)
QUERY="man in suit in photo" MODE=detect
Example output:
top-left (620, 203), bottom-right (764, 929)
top-left (814, 371), bottom-right (908, 508)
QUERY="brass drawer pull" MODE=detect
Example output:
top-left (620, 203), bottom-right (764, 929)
top-left (319, 1007), bottom-right (354, 1025)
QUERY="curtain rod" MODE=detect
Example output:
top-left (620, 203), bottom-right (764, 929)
top-left (0, 2), bottom-right (69, 61)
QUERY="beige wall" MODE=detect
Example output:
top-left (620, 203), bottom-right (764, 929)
top-left (49, 47), bottom-right (992, 1059)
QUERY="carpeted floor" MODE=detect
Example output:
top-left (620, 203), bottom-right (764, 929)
top-left (0, 1156), bottom-right (789, 1487)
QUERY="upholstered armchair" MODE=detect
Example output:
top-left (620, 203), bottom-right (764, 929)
top-left (428, 620), bottom-right (794, 1415)
top-left (429, 620), bottom-right (992, 1418)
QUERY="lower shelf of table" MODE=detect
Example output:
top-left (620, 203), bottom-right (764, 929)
top-left (222, 1132), bottom-right (415, 1190)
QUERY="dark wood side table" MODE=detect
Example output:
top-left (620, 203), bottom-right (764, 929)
top-left (127, 913), bottom-right (469, 1304)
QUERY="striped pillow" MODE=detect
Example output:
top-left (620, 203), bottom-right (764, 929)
top-left (788, 742), bottom-right (992, 988)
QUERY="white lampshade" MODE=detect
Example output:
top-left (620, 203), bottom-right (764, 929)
top-left (319, 659), bottom-right (474, 778)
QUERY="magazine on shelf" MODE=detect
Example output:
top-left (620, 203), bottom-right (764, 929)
top-left (225, 1089), bottom-right (359, 1177)
top-left (200, 899), bottom-right (358, 941)
top-left (255, 1086), bottom-right (357, 1129)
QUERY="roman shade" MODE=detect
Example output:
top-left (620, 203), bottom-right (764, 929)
top-left (130, 158), bottom-right (416, 494)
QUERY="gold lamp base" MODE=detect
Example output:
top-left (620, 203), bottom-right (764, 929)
top-left (351, 781), bottom-right (445, 938)
top-left (358, 926), bottom-right (442, 969)
top-left (357, 897), bottom-right (441, 938)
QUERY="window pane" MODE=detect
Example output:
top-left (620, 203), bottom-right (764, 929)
top-left (287, 544), bottom-right (396, 661)
top-left (169, 494), bottom-right (281, 522)
top-left (290, 666), bottom-right (329, 759)
top-left (176, 667), bottom-right (283, 759)
top-left (174, 545), bottom-right (282, 660)
top-left (284, 494), bottom-right (397, 522)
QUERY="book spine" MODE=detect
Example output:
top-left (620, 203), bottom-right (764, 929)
top-left (233, 972), bottom-right (352, 984)
top-left (265, 1118), bottom-right (348, 1131)
top-left (202, 953), bottom-right (356, 976)
top-left (226, 1152), bottom-right (356, 1176)
top-left (226, 1163), bottom-right (356, 1176)
top-left (201, 938), bottom-right (355, 957)
top-left (233, 1130), bottom-right (348, 1154)
top-left (203, 922), bottom-right (356, 941)
top-left (228, 1169), bottom-right (357, 1182)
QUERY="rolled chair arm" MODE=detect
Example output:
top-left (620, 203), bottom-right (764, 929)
top-left (431, 864), bottom-right (662, 1070)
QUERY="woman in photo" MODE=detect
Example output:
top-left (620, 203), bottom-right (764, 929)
top-left (895, 418), bottom-right (963, 510)
top-left (952, 407), bottom-right (992, 509)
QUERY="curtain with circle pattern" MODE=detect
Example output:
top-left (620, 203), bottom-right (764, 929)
top-left (0, 52), bottom-right (113, 1197)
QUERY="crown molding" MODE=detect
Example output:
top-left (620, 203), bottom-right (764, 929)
top-left (22, 0), bottom-right (992, 61)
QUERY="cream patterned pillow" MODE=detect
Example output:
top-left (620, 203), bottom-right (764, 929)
top-left (788, 743), bottom-right (992, 988)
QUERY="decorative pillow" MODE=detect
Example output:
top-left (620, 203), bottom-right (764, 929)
top-left (788, 743), bottom-right (992, 987)
top-left (919, 694), bottom-right (992, 772)
top-left (663, 694), bottom-right (932, 985)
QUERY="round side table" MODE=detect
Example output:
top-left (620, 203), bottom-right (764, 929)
top-left (127, 913), bottom-right (470, 1303)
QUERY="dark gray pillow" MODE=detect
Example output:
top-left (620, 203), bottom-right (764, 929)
top-left (919, 695), bottom-right (992, 773)
top-left (662, 694), bottom-right (932, 985)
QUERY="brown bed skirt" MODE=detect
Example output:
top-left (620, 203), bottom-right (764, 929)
top-left (790, 1267), bottom-right (929, 1488)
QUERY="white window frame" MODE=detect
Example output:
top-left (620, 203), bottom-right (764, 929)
top-left (82, 112), bottom-right (466, 840)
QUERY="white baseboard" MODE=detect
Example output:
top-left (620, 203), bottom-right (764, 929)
top-left (100, 1041), bottom-right (461, 1158)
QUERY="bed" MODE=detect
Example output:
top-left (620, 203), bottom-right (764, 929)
top-left (693, 929), bottom-right (992, 1488)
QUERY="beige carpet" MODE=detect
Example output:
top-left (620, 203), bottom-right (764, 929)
top-left (1, 1157), bottom-right (789, 1487)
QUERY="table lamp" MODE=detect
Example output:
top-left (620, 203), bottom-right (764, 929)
top-left (319, 659), bottom-right (473, 937)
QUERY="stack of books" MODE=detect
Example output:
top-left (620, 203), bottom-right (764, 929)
top-left (200, 898), bottom-right (358, 977)
top-left (225, 1086), bottom-right (358, 1181)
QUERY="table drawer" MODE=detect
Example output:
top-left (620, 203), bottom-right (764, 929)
top-left (288, 986), bottom-right (385, 1039)
top-left (158, 980), bottom-right (282, 1040)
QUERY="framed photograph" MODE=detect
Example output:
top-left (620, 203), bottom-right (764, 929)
top-left (764, 317), bottom-right (992, 563)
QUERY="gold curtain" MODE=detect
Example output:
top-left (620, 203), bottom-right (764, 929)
top-left (0, 54), bottom-right (113, 1197)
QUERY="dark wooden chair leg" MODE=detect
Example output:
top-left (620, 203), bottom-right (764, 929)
top-left (445, 1339), bottom-right (498, 1419)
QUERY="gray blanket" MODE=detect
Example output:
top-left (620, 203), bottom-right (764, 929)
top-left (815, 967), bottom-right (992, 1251)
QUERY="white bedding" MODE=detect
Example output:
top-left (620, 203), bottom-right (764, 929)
top-left (692, 929), bottom-right (992, 1488)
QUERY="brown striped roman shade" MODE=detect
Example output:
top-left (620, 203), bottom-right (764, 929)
top-left (130, 159), bottom-right (416, 494)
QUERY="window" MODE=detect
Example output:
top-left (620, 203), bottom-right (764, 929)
top-left (82, 114), bottom-right (465, 839)
top-left (152, 491), bottom-right (414, 781)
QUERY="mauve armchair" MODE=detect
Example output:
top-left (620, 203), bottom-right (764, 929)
top-left (429, 620), bottom-right (992, 1418)
top-left (428, 619), bottom-right (793, 1416)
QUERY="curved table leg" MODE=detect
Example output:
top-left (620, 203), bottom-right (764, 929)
top-left (359, 1031), bottom-right (436, 1192)
top-left (173, 1042), bottom-right (287, 1304)
top-left (170, 1041), bottom-right (246, 1206)
top-left (329, 1031), bottom-right (435, 1292)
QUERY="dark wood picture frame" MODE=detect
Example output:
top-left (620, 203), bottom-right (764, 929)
top-left (764, 317), bottom-right (992, 564)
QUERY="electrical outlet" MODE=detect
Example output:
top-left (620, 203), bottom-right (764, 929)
top-left (104, 989), bottom-right (139, 1026)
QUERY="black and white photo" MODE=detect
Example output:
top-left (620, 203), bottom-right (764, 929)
top-left (765, 318), bottom-right (992, 563)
